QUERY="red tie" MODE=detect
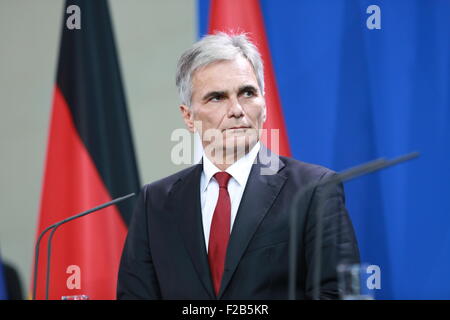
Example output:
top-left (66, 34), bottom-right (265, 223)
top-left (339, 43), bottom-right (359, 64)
top-left (208, 172), bottom-right (232, 296)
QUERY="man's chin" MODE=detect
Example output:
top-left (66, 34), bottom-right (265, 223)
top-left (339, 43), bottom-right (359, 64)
top-left (202, 135), bottom-right (259, 164)
top-left (224, 136), bottom-right (258, 153)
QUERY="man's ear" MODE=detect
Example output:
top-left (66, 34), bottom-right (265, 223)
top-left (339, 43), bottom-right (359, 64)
top-left (180, 104), bottom-right (196, 133)
top-left (262, 104), bottom-right (267, 123)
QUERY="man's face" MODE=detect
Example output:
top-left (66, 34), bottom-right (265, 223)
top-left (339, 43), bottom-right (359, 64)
top-left (180, 55), bottom-right (266, 161)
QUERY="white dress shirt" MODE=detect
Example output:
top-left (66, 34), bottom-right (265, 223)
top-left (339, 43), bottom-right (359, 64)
top-left (200, 142), bottom-right (261, 252)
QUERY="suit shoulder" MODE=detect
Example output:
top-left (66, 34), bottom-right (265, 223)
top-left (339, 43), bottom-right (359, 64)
top-left (141, 164), bottom-right (200, 196)
top-left (279, 156), bottom-right (336, 182)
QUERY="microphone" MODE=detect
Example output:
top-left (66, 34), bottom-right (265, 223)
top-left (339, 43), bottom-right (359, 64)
top-left (288, 152), bottom-right (420, 300)
top-left (32, 193), bottom-right (136, 300)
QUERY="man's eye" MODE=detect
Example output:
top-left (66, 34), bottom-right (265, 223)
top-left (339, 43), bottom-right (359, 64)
top-left (210, 95), bottom-right (224, 102)
top-left (243, 90), bottom-right (255, 98)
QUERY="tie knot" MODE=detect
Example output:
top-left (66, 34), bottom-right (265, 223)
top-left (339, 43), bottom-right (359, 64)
top-left (214, 172), bottom-right (232, 188)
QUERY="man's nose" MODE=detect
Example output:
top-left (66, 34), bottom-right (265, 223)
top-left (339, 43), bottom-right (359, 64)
top-left (227, 97), bottom-right (244, 118)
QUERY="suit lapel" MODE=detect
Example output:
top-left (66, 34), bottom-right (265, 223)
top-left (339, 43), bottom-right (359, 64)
top-left (218, 147), bottom-right (287, 298)
top-left (170, 164), bottom-right (215, 299)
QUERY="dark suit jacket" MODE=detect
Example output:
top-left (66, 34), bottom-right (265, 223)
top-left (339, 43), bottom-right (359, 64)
top-left (117, 147), bottom-right (360, 300)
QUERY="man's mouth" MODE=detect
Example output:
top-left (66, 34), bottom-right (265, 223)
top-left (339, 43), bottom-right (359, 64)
top-left (226, 126), bottom-right (250, 131)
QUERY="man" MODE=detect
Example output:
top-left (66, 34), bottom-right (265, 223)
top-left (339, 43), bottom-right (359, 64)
top-left (117, 33), bottom-right (359, 300)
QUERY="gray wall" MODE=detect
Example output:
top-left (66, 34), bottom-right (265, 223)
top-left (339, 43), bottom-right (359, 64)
top-left (0, 0), bottom-right (195, 294)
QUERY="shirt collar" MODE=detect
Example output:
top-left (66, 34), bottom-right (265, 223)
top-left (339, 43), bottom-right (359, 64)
top-left (201, 142), bottom-right (261, 192)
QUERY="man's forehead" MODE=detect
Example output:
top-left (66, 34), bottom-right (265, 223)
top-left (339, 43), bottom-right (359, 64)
top-left (192, 58), bottom-right (258, 91)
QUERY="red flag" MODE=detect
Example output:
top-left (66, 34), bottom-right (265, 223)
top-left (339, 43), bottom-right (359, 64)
top-left (208, 0), bottom-right (291, 156)
top-left (32, 0), bottom-right (140, 300)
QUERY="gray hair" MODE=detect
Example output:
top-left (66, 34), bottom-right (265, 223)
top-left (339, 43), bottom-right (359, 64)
top-left (175, 32), bottom-right (265, 107)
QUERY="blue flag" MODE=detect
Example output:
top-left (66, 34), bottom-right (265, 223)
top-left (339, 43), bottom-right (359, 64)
top-left (0, 253), bottom-right (8, 300)
top-left (199, 0), bottom-right (450, 299)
